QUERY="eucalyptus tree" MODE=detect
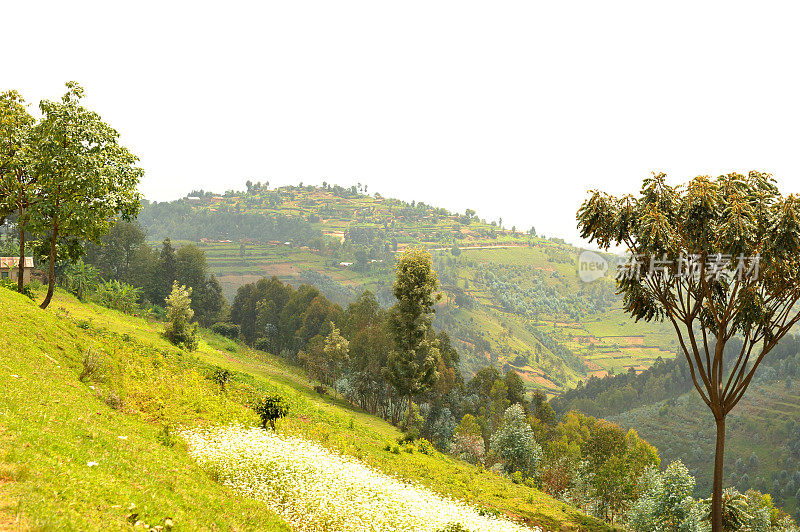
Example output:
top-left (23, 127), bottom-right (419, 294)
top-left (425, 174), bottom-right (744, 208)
top-left (385, 247), bottom-right (441, 429)
top-left (32, 82), bottom-right (142, 308)
top-left (577, 171), bottom-right (800, 532)
top-left (0, 90), bottom-right (36, 292)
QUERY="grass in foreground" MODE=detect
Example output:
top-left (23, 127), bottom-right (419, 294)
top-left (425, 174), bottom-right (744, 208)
top-left (0, 287), bottom-right (612, 531)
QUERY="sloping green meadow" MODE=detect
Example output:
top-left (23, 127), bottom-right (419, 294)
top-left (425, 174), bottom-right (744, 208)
top-left (0, 287), bottom-right (611, 531)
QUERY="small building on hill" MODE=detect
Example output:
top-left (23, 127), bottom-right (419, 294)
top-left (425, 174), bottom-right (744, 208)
top-left (0, 257), bottom-right (34, 284)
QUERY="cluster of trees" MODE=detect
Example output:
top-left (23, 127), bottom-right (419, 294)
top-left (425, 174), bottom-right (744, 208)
top-left (85, 221), bottom-right (226, 325)
top-left (138, 199), bottom-right (322, 244)
top-left (0, 84), bottom-right (142, 308)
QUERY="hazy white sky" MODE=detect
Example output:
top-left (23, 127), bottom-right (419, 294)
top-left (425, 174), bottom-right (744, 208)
top-left (4, 1), bottom-right (800, 246)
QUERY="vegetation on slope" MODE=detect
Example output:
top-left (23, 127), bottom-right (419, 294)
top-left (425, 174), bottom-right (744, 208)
top-left (0, 285), bottom-right (610, 531)
top-left (128, 183), bottom-right (678, 391)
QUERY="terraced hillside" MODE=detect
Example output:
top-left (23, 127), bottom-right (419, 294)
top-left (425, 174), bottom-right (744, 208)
top-left (138, 184), bottom-right (677, 393)
top-left (0, 286), bottom-right (611, 531)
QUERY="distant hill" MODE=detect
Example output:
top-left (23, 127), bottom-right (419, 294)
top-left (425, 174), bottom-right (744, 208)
top-left (137, 183), bottom-right (679, 392)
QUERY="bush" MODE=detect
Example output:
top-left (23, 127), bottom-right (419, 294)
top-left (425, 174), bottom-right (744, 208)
top-left (0, 278), bottom-right (34, 299)
top-left (208, 367), bottom-right (233, 391)
top-left (253, 395), bottom-right (289, 429)
top-left (313, 384), bottom-right (329, 395)
top-left (61, 260), bottom-right (99, 302)
top-left (79, 351), bottom-right (104, 382)
top-left (417, 438), bottom-right (434, 455)
top-left (211, 322), bottom-right (240, 339)
top-left (253, 338), bottom-right (271, 352)
top-left (398, 429), bottom-right (420, 444)
top-left (435, 524), bottom-right (471, 532)
top-left (97, 279), bottom-right (141, 314)
top-left (164, 282), bottom-right (198, 350)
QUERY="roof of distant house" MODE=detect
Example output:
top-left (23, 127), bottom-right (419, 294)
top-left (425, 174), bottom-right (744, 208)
top-left (0, 257), bottom-right (34, 268)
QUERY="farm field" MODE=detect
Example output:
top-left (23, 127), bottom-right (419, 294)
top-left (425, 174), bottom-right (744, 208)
top-left (0, 286), bottom-right (611, 531)
top-left (140, 185), bottom-right (679, 394)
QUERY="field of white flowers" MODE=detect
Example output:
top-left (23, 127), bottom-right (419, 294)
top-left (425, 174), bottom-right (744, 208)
top-left (183, 425), bottom-right (537, 532)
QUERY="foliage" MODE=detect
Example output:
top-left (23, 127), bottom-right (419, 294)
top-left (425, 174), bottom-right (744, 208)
top-left (96, 279), bottom-right (141, 314)
top-left (211, 322), bottom-right (240, 339)
top-left (164, 281), bottom-right (197, 350)
top-left (61, 259), bottom-right (100, 302)
top-left (490, 404), bottom-right (542, 478)
top-left (0, 277), bottom-right (34, 299)
top-left (578, 171), bottom-right (800, 531)
top-left (627, 461), bottom-right (698, 532)
top-left (253, 395), bottom-right (289, 429)
top-left (29, 82), bottom-right (143, 309)
top-left (385, 247), bottom-right (441, 429)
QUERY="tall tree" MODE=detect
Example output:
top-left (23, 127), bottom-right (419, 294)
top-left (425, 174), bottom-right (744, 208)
top-left (155, 238), bottom-right (177, 304)
top-left (0, 90), bottom-right (36, 292)
top-left (385, 247), bottom-right (441, 430)
top-left (577, 171), bottom-right (800, 532)
top-left (32, 82), bottom-right (142, 308)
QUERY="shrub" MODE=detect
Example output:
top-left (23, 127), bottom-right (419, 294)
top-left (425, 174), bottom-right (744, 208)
top-left (436, 523), bottom-right (471, 532)
top-left (313, 385), bottom-right (329, 395)
top-left (253, 338), bottom-right (271, 352)
top-left (417, 438), bottom-right (434, 455)
top-left (157, 425), bottom-right (179, 448)
top-left (79, 350), bottom-right (104, 382)
top-left (211, 322), bottom-right (240, 339)
top-left (164, 282), bottom-right (198, 350)
top-left (208, 367), bottom-right (233, 392)
top-left (253, 395), bottom-right (289, 429)
top-left (398, 429), bottom-right (420, 444)
top-left (0, 278), bottom-right (34, 299)
top-left (97, 279), bottom-right (141, 314)
top-left (61, 260), bottom-right (99, 301)
top-left (103, 390), bottom-right (125, 411)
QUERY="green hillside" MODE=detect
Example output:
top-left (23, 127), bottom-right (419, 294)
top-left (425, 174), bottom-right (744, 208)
top-left (0, 286), bottom-right (610, 531)
top-left (137, 184), bottom-right (678, 393)
top-left (612, 373), bottom-right (800, 520)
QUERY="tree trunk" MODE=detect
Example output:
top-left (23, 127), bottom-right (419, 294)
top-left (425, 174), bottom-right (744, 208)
top-left (40, 219), bottom-right (57, 310)
top-left (17, 202), bottom-right (25, 293)
top-left (712, 415), bottom-right (726, 532)
top-left (405, 394), bottom-right (413, 431)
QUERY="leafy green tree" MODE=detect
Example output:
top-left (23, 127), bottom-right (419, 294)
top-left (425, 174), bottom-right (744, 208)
top-left (628, 461), bottom-right (698, 532)
top-left (253, 394), bottom-right (288, 429)
top-left (451, 413), bottom-right (485, 464)
top-left (385, 247), bottom-right (441, 429)
top-left (85, 220), bottom-right (146, 282)
top-left (578, 172), bottom-right (800, 532)
top-left (31, 82), bottom-right (142, 309)
top-left (490, 403), bottom-right (542, 477)
top-left (154, 238), bottom-right (177, 304)
top-left (324, 322), bottom-right (349, 383)
top-left (0, 90), bottom-right (36, 293)
top-left (164, 281), bottom-right (197, 350)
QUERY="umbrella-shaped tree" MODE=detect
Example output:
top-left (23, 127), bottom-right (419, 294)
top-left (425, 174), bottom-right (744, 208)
top-left (577, 171), bottom-right (800, 532)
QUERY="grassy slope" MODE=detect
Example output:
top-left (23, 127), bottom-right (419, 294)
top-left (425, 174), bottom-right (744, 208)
top-left (0, 287), bottom-right (612, 532)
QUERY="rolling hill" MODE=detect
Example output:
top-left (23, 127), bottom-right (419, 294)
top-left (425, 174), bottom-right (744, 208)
top-left (136, 184), bottom-right (678, 393)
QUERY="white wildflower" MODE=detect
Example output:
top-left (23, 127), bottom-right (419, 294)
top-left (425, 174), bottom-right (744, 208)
top-left (183, 425), bottom-right (536, 532)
